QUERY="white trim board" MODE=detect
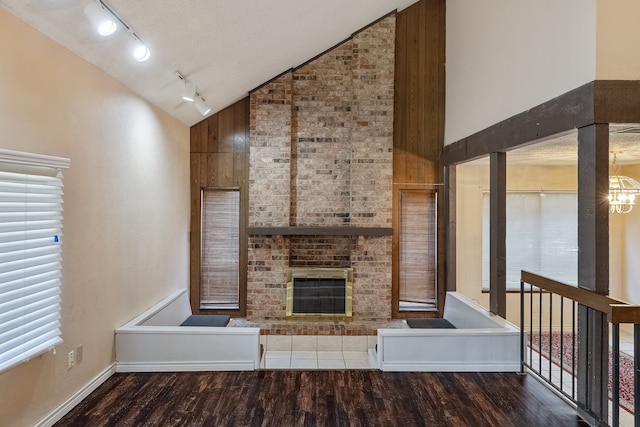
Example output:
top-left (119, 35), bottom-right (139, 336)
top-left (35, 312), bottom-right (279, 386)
top-left (0, 148), bottom-right (70, 169)
top-left (35, 363), bottom-right (116, 427)
top-left (116, 360), bottom-right (257, 372)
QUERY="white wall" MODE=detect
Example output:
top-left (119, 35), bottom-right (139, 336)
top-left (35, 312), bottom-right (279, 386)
top-left (622, 209), bottom-right (640, 303)
top-left (596, 0), bottom-right (640, 79)
top-left (620, 165), bottom-right (640, 304)
top-left (0, 9), bottom-right (190, 427)
top-left (445, 0), bottom-right (596, 145)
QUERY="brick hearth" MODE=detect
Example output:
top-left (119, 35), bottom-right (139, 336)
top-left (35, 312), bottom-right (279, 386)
top-left (232, 318), bottom-right (405, 336)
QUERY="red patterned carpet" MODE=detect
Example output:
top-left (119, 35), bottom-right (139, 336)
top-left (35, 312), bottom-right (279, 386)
top-left (529, 332), bottom-right (634, 414)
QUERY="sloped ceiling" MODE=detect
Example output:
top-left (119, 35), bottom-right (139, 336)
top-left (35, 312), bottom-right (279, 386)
top-left (0, 0), bottom-right (418, 126)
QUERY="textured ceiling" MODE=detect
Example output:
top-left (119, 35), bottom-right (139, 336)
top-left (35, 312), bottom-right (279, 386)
top-left (0, 0), bottom-right (418, 126)
top-left (466, 124), bottom-right (640, 166)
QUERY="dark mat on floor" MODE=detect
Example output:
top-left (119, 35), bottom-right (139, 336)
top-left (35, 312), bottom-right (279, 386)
top-left (180, 314), bottom-right (230, 327)
top-left (406, 318), bottom-right (456, 329)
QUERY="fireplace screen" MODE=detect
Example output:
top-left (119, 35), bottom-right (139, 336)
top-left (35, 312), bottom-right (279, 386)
top-left (286, 268), bottom-right (353, 317)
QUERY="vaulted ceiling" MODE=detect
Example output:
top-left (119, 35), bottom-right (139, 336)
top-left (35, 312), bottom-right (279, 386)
top-left (0, 0), bottom-right (418, 126)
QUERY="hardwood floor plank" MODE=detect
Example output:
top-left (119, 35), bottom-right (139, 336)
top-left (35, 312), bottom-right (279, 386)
top-left (55, 371), bottom-right (588, 427)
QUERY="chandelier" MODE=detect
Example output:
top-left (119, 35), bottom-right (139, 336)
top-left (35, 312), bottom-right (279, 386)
top-left (609, 153), bottom-right (640, 214)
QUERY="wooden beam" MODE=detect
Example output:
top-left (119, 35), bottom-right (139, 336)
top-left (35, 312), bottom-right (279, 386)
top-left (443, 82), bottom-right (594, 165)
top-left (576, 123), bottom-right (609, 424)
top-left (442, 80), bottom-right (640, 167)
top-left (189, 153), bottom-right (202, 315)
top-left (594, 80), bottom-right (640, 124)
top-left (489, 152), bottom-right (506, 317)
top-left (436, 185), bottom-right (446, 315)
top-left (577, 124), bottom-right (609, 293)
top-left (445, 165), bottom-right (456, 292)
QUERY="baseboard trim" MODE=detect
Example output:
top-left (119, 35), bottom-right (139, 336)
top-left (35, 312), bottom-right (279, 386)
top-left (379, 361), bottom-right (521, 372)
top-left (35, 363), bottom-right (116, 427)
top-left (116, 361), bottom-right (257, 372)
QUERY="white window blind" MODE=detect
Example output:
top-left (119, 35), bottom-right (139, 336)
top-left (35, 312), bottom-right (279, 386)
top-left (482, 191), bottom-right (577, 290)
top-left (0, 149), bottom-right (69, 374)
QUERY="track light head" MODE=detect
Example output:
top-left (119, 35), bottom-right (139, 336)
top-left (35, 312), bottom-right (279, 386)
top-left (131, 38), bottom-right (150, 62)
top-left (195, 97), bottom-right (211, 116)
top-left (84, 2), bottom-right (117, 37)
top-left (182, 81), bottom-right (197, 102)
top-left (175, 71), bottom-right (210, 115)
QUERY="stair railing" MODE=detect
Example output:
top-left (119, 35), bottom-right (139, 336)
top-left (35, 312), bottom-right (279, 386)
top-left (520, 270), bottom-right (640, 427)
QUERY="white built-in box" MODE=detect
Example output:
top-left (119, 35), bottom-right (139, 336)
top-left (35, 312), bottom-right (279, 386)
top-left (373, 292), bottom-right (521, 372)
top-left (115, 289), bottom-right (260, 372)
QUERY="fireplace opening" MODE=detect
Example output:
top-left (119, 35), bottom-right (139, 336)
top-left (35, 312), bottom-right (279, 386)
top-left (286, 268), bottom-right (353, 317)
top-left (293, 278), bottom-right (345, 314)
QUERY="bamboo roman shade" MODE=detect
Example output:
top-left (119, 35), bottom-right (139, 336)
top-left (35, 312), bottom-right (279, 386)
top-left (398, 190), bottom-right (437, 307)
top-left (200, 189), bottom-right (240, 309)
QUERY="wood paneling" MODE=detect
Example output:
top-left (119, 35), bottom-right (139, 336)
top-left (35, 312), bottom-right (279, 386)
top-left (392, 0), bottom-right (446, 318)
top-left (206, 115), bottom-right (218, 153)
top-left (56, 371), bottom-right (588, 426)
top-left (190, 97), bottom-right (250, 316)
top-left (393, 0), bottom-right (444, 184)
top-left (218, 106), bottom-right (235, 154)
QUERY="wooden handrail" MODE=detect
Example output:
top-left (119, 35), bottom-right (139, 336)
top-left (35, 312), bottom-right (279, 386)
top-left (520, 271), bottom-right (640, 323)
top-left (609, 304), bottom-right (640, 324)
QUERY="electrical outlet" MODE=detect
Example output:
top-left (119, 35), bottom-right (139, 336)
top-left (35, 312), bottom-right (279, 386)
top-left (67, 350), bottom-right (75, 369)
top-left (76, 345), bottom-right (83, 364)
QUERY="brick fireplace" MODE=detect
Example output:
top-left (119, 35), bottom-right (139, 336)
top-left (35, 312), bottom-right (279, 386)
top-left (246, 15), bottom-right (395, 323)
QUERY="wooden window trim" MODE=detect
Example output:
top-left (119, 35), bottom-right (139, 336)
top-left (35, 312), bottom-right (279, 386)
top-left (191, 186), bottom-right (247, 316)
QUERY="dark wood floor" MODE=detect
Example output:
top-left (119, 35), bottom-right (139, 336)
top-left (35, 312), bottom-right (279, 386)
top-left (55, 370), bottom-right (587, 427)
